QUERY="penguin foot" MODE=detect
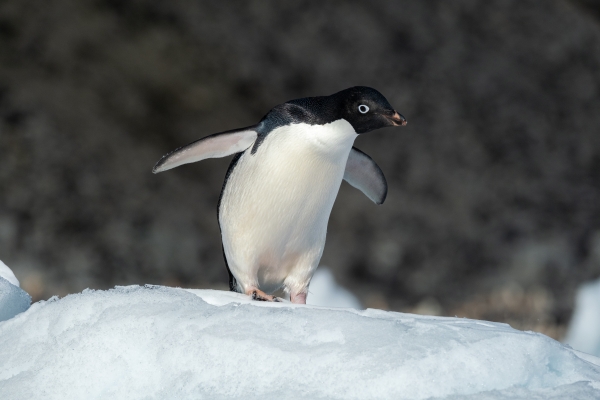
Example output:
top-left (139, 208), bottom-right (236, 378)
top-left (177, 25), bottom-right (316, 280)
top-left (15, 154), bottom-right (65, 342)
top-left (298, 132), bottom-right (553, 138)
top-left (290, 292), bottom-right (307, 304)
top-left (248, 288), bottom-right (281, 302)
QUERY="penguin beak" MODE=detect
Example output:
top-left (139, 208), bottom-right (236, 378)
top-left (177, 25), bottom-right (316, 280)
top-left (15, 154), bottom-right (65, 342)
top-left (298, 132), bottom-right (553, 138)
top-left (385, 111), bottom-right (407, 126)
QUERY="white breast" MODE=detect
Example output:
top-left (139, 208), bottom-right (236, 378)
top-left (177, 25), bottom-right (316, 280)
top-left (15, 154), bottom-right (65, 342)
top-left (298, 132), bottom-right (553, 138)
top-left (219, 119), bottom-right (357, 295)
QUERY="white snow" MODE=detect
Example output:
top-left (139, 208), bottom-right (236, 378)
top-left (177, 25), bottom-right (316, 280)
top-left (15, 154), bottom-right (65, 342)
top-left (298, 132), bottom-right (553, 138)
top-left (0, 259), bottom-right (20, 287)
top-left (0, 260), bottom-right (31, 322)
top-left (1, 285), bottom-right (599, 399)
top-left (564, 278), bottom-right (600, 357)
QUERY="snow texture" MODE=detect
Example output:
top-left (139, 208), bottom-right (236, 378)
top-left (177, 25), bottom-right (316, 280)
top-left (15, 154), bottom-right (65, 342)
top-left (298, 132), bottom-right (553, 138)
top-left (0, 259), bottom-right (19, 287)
top-left (0, 260), bottom-right (31, 323)
top-left (565, 278), bottom-right (600, 357)
top-left (1, 285), bottom-right (599, 399)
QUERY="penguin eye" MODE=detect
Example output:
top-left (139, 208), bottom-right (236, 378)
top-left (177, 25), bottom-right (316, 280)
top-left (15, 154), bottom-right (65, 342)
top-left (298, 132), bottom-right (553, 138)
top-left (358, 104), bottom-right (369, 114)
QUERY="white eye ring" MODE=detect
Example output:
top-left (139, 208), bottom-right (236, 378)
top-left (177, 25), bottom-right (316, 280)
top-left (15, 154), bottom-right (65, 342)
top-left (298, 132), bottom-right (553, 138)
top-left (358, 104), bottom-right (369, 114)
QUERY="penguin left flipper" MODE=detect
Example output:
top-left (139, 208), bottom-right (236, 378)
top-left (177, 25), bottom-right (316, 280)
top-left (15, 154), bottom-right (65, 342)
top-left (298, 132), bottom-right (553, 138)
top-left (343, 147), bottom-right (388, 205)
top-left (152, 126), bottom-right (258, 173)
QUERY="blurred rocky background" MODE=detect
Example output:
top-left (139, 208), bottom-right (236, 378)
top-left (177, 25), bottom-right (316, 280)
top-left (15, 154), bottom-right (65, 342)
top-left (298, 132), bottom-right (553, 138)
top-left (1, 0), bottom-right (600, 340)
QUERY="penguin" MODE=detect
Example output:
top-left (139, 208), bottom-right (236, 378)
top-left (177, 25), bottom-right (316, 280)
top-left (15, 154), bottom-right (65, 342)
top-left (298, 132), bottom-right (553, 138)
top-left (153, 86), bottom-right (406, 304)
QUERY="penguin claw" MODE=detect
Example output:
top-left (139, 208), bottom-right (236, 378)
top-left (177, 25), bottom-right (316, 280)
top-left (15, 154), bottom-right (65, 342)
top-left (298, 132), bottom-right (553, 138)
top-left (251, 291), bottom-right (263, 301)
top-left (249, 289), bottom-right (279, 302)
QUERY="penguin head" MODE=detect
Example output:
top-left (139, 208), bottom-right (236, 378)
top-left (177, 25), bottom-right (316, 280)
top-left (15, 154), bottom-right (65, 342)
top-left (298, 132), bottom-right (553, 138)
top-left (332, 86), bottom-right (407, 134)
top-left (263, 86), bottom-right (406, 141)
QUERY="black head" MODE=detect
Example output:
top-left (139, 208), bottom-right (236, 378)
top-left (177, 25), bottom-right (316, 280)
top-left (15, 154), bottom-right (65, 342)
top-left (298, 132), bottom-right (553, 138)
top-left (328, 86), bottom-right (407, 134)
top-left (251, 87), bottom-right (406, 152)
top-left (281, 86), bottom-right (406, 134)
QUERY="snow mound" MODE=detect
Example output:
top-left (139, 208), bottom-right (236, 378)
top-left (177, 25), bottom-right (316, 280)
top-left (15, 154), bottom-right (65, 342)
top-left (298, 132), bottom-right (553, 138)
top-left (564, 278), bottom-right (600, 357)
top-left (0, 259), bottom-right (20, 287)
top-left (1, 286), bottom-right (599, 400)
top-left (0, 276), bottom-right (31, 323)
top-left (0, 260), bottom-right (31, 322)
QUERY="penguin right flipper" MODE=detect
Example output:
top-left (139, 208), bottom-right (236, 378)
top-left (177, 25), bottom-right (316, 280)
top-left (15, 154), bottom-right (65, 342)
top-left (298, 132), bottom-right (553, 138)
top-left (343, 147), bottom-right (388, 205)
top-left (152, 126), bottom-right (258, 173)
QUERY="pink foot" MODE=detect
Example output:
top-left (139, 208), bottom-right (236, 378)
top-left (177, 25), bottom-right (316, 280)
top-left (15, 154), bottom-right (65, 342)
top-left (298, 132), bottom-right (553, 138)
top-left (245, 288), bottom-right (281, 302)
top-left (290, 292), bottom-right (307, 304)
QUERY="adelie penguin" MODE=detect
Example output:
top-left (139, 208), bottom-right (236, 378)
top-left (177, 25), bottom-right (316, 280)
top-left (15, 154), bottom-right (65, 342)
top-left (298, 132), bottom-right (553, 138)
top-left (153, 86), bottom-right (407, 304)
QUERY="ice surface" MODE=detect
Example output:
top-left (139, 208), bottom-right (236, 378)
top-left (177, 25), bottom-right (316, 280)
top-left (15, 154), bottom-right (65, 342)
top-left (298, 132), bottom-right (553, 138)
top-left (564, 278), bottom-right (600, 357)
top-left (1, 286), bottom-right (599, 399)
top-left (0, 259), bottom-right (19, 287)
top-left (0, 277), bottom-right (31, 323)
top-left (0, 260), bottom-right (31, 322)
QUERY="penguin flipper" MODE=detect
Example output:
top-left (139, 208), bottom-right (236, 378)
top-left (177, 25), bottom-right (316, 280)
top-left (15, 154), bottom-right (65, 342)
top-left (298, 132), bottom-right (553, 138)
top-left (152, 126), bottom-right (258, 173)
top-left (343, 147), bottom-right (388, 205)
